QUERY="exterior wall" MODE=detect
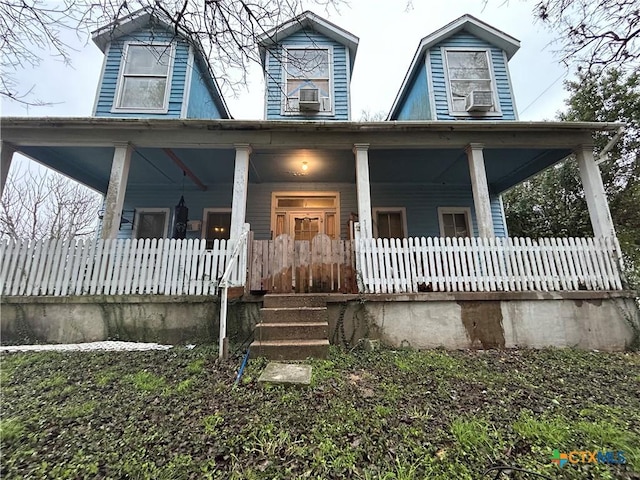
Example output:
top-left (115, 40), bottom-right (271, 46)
top-left (185, 58), bottom-right (222, 119)
top-left (246, 182), bottom-right (357, 240)
top-left (429, 31), bottom-right (517, 121)
top-left (105, 182), bottom-right (506, 240)
top-left (371, 184), bottom-right (507, 237)
top-left (1, 296), bottom-right (260, 345)
top-left (395, 60), bottom-right (433, 120)
top-left (326, 293), bottom-right (639, 352)
top-left (114, 184), bottom-right (233, 240)
top-left (94, 29), bottom-right (190, 118)
top-left (264, 29), bottom-right (350, 120)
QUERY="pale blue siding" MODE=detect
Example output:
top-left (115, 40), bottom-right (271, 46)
top-left (429, 32), bottom-right (516, 121)
top-left (186, 60), bottom-right (222, 119)
top-left (107, 182), bottom-right (505, 240)
top-left (114, 185), bottom-right (232, 240)
top-left (246, 183), bottom-right (357, 239)
top-left (396, 61), bottom-right (433, 120)
top-left (264, 29), bottom-right (350, 120)
top-left (94, 29), bottom-right (189, 118)
top-left (371, 184), bottom-right (506, 237)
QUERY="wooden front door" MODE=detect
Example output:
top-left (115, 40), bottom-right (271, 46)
top-left (248, 233), bottom-right (357, 293)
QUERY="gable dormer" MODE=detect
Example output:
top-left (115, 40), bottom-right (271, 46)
top-left (258, 12), bottom-right (358, 120)
top-left (91, 9), bottom-right (230, 119)
top-left (388, 15), bottom-right (520, 121)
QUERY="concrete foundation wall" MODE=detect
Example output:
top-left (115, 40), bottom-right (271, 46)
top-left (2, 292), bottom-right (638, 351)
top-left (326, 293), bottom-right (640, 352)
top-left (1, 296), bottom-right (261, 345)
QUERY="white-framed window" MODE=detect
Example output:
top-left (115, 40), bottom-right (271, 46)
top-left (373, 207), bottom-right (407, 239)
top-left (113, 42), bottom-right (174, 112)
top-left (443, 48), bottom-right (499, 116)
top-left (134, 208), bottom-right (170, 239)
top-left (438, 207), bottom-right (473, 238)
top-left (283, 46), bottom-right (332, 115)
top-left (202, 208), bottom-right (232, 248)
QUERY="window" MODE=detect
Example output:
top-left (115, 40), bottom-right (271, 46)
top-left (134, 208), bottom-right (170, 239)
top-left (202, 209), bottom-right (231, 248)
top-left (438, 207), bottom-right (472, 238)
top-left (373, 208), bottom-right (407, 239)
top-left (115, 43), bottom-right (173, 111)
top-left (444, 49), bottom-right (497, 115)
top-left (284, 47), bottom-right (332, 114)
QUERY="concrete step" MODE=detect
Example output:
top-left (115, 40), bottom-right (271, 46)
top-left (250, 339), bottom-right (329, 360)
top-left (254, 322), bottom-right (329, 341)
top-left (260, 306), bottom-right (327, 324)
top-left (263, 294), bottom-right (327, 308)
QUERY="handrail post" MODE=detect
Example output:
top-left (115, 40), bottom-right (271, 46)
top-left (219, 285), bottom-right (228, 359)
top-left (217, 223), bottom-right (249, 360)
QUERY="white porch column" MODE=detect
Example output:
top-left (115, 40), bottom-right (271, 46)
top-left (1, 141), bottom-right (16, 199)
top-left (576, 145), bottom-right (616, 239)
top-left (229, 144), bottom-right (251, 241)
top-left (354, 143), bottom-right (373, 238)
top-left (101, 143), bottom-right (132, 240)
top-left (465, 143), bottom-right (495, 238)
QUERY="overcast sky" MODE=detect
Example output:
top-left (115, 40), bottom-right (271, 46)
top-left (2, 0), bottom-right (571, 122)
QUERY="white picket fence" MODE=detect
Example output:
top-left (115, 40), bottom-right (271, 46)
top-left (355, 235), bottom-right (623, 294)
top-left (0, 237), bottom-right (247, 296)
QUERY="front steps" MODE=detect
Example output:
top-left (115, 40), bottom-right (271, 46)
top-left (251, 294), bottom-right (329, 360)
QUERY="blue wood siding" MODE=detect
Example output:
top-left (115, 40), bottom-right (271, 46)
top-left (395, 60), bottom-right (433, 120)
top-left (246, 183), bottom-right (357, 239)
top-left (113, 185), bottom-right (232, 240)
top-left (429, 32), bottom-right (516, 121)
top-left (94, 30), bottom-right (190, 118)
top-left (186, 59), bottom-right (222, 119)
top-left (264, 29), bottom-right (350, 120)
top-left (371, 184), bottom-right (506, 237)
top-left (104, 182), bottom-right (505, 240)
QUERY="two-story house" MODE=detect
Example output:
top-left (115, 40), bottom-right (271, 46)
top-left (1, 9), bottom-right (636, 357)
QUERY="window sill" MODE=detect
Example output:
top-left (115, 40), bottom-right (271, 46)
top-left (110, 107), bottom-right (170, 115)
top-left (448, 111), bottom-right (502, 118)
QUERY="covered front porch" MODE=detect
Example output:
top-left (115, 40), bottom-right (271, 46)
top-left (1, 117), bottom-right (625, 296)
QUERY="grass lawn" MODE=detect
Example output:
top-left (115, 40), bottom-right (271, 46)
top-left (1, 346), bottom-right (639, 479)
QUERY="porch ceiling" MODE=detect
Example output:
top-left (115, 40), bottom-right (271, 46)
top-left (17, 144), bottom-right (572, 194)
top-left (8, 118), bottom-right (613, 194)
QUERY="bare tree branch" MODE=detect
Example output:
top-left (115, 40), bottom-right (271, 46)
top-left (0, 164), bottom-right (102, 240)
top-left (0, 0), bottom-right (345, 104)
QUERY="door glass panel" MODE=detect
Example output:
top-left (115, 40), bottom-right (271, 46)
top-left (294, 217), bottom-right (320, 241)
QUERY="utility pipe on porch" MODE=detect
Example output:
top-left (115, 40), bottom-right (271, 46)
top-left (229, 144), bottom-right (251, 241)
top-left (1, 141), bottom-right (16, 199)
top-left (354, 143), bottom-right (373, 238)
top-left (465, 143), bottom-right (495, 238)
top-left (101, 143), bottom-right (133, 240)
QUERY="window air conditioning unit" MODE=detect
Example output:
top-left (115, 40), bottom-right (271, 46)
top-left (298, 88), bottom-right (320, 111)
top-left (466, 90), bottom-right (494, 112)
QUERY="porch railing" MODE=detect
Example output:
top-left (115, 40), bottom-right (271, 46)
top-left (354, 225), bottom-right (623, 294)
top-left (0, 237), bottom-right (243, 297)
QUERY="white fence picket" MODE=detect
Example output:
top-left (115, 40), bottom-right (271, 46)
top-left (1, 234), bottom-right (625, 297)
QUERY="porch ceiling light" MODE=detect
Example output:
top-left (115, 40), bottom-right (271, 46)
top-left (301, 161), bottom-right (308, 171)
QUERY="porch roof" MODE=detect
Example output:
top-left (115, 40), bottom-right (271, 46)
top-left (2, 117), bottom-right (622, 195)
